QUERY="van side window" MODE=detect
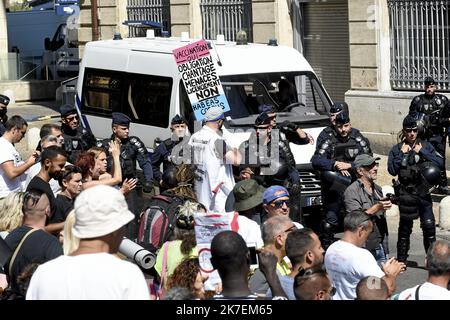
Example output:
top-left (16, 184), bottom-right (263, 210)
top-left (82, 68), bottom-right (123, 115)
top-left (81, 68), bottom-right (173, 128)
top-left (127, 75), bottom-right (172, 128)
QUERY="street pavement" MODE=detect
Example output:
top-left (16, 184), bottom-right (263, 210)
top-left (8, 100), bottom-right (450, 295)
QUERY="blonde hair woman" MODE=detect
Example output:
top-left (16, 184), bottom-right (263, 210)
top-left (61, 210), bottom-right (80, 255)
top-left (0, 192), bottom-right (25, 239)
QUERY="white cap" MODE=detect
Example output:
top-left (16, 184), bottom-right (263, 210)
top-left (72, 185), bottom-right (134, 239)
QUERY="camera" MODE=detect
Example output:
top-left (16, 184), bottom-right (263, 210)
top-left (384, 193), bottom-right (399, 205)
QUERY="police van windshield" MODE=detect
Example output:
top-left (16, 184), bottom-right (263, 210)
top-left (220, 72), bottom-right (331, 119)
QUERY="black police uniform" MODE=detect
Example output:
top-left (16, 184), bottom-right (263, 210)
top-left (311, 112), bottom-right (372, 248)
top-left (59, 104), bottom-right (96, 164)
top-left (99, 112), bottom-right (153, 240)
top-left (151, 115), bottom-right (187, 182)
top-left (408, 78), bottom-right (450, 192)
top-left (241, 112), bottom-right (310, 223)
top-left (388, 115), bottom-right (444, 262)
top-left (0, 94), bottom-right (10, 136)
top-left (316, 102), bottom-right (361, 148)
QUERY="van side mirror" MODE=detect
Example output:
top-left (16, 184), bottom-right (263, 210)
top-left (44, 37), bottom-right (51, 50)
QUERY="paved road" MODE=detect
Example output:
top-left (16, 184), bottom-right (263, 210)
top-left (8, 100), bottom-right (450, 294)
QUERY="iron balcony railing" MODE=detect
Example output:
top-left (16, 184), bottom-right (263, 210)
top-left (388, 0), bottom-right (449, 91)
top-left (200, 0), bottom-right (253, 42)
top-left (126, 0), bottom-right (171, 37)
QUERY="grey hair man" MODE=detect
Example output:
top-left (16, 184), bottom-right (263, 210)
top-left (249, 215), bottom-right (296, 295)
top-left (392, 240), bottom-right (450, 300)
top-left (324, 210), bottom-right (405, 300)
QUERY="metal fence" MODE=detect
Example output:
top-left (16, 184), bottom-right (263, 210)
top-left (200, 0), bottom-right (253, 42)
top-left (126, 0), bottom-right (171, 37)
top-left (388, 0), bottom-right (449, 91)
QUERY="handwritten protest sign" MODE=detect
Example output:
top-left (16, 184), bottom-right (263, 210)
top-left (194, 211), bottom-right (238, 290)
top-left (173, 39), bottom-right (230, 121)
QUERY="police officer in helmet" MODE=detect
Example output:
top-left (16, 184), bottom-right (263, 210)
top-left (388, 114), bottom-right (443, 264)
top-left (409, 77), bottom-right (450, 194)
top-left (100, 112), bottom-right (154, 239)
top-left (151, 114), bottom-right (189, 185)
top-left (59, 104), bottom-right (96, 164)
top-left (0, 94), bottom-right (10, 136)
top-left (311, 111), bottom-right (372, 249)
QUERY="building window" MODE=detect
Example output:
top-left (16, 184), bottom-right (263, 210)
top-left (388, 0), bottom-right (449, 91)
top-left (126, 0), bottom-right (171, 37)
top-left (82, 68), bottom-right (172, 128)
top-left (200, 0), bottom-right (253, 42)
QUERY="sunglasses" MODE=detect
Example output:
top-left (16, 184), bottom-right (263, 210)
top-left (271, 199), bottom-right (290, 208)
top-left (65, 115), bottom-right (79, 122)
top-left (404, 128), bottom-right (418, 133)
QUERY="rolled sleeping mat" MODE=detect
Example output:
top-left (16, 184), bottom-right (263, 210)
top-left (119, 238), bottom-right (156, 270)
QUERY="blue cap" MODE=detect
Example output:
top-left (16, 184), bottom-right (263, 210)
top-left (171, 114), bottom-right (187, 125)
top-left (263, 185), bottom-right (289, 204)
top-left (112, 112), bottom-right (131, 126)
top-left (60, 104), bottom-right (77, 117)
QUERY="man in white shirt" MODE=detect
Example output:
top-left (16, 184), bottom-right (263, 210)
top-left (26, 185), bottom-right (150, 300)
top-left (392, 239), bottom-right (450, 300)
top-left (189, 106), bottom-right (240, 212)
top-left (324, 210), bottom-right (405, 300)
top-left (0, 116), bottom-right (39, 198)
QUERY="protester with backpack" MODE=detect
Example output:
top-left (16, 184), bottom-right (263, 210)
top-left (154, 200), bottom-right (205, 291)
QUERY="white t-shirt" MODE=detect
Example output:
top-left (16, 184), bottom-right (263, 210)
top-left (324, 240), bottom-right (385, 300)
top-left (237, 215), bottom-right (264, 248)
top-left (0, 137), bottom-right (25, 197)
top-left (393, 282), bottom-right (450, 300)
top-left (26, 253), bottom-right (150, 300)
top-left (24, 162), bottom-right (61, 197)
top-left (189, 126), bottom-right (235, 212)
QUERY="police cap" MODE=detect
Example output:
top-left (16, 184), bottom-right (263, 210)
top-left (0, 94), bottom-right (10, 106)
top-left (59, 104), bottom-right (77, 117)
top-left (335, 111), bottom-right (350, 125)
top-left (112, 112), bottom-right (131, 126)
top-left (402, 114), bottom-right (418, 129)
top-left (171, 114), bottom-right (187, 125)
top-left (330, 101), bottom-right (348, 114)
top-left (424, 77), bottom-right (436, 86)
top-left (255, 111), bottom-right (272, 126)
top-left (258, 104), bottom-right (276, 113)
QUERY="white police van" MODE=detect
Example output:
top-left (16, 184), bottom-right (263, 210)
top-left (76, 33), bottom-right (332, 221)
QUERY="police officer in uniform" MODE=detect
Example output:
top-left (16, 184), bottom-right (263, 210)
top-left (409, 77), bottom-right (450, 194)
top-left (151, 114), bottom-right (189, 185)
top-left (316, 101), bottom-right (362, 148)
top-left (388, 114), bottom-right (443, 263)
top-left (60, 104), bottom-right (96, 164)
top-left (99, 112), bottom-right (154, 239)
top-left (240, 111), bottom-right (312, 222)
top-left (0, 94), bottom-right (10, 136)
top-left (311, 112), bottom-right (372, 249)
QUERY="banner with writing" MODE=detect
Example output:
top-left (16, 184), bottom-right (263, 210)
top-left (173, 39), bottom-right (230, 121)
top-left (194, 212), bottom-right (239, 291)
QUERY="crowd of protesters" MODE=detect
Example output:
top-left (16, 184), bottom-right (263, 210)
top-left (0, 76), bottom-right (449, 301)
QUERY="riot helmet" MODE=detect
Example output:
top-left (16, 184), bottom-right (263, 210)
top-left (416, 162), bottom-right (441, 196)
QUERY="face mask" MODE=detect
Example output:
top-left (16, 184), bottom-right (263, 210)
top-left (0, 107), bottom-right (7, 117)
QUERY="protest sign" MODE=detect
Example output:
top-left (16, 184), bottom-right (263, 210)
top-left (173, 39), bottom-right (230, 121)
top-left (194, 212), bottom-right (239, 290)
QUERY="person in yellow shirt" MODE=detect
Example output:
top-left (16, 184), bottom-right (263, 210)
top-left (154, 201), bottom-right (205, 287)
